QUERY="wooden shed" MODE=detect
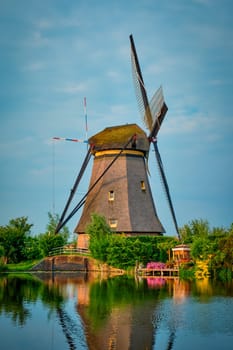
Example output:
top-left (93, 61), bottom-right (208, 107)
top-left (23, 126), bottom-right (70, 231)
top-left (172, 244), bottom-right (191, 265)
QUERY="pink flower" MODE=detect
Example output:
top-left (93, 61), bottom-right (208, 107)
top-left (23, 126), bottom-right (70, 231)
top-left (146, 261), bottom-right (166, 269)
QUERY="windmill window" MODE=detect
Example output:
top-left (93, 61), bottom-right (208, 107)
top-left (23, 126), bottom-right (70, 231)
top-left (108, 190), bottom-right (115, 201)
top-left (140, 181), bottom-right (146, 191)
top-left (109, 219), bottom-right (118, 228)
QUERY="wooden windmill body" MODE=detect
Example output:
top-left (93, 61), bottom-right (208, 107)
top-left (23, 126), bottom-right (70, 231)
top-left (75, 124), bottom-right (164, 249)
top-left (55, 35), bottom-right (180, 245)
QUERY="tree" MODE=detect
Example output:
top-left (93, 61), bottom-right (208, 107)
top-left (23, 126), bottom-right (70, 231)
top-left (0, 217), bottom-right (33, 263)
top-left (190, 236), bottom-right (212, 260)
top-left (23, 236), bottom-right (43, 260)
top-left (46, 212), bottom-right (70, 239)
top-left (38, 212), bottom-right (70, 257)
top-left (86, 213), bottom-right (112, 262)
top-left (180, 219), bottom-right (210, 243)
top-left (213, 230), bottom-right (233, 270)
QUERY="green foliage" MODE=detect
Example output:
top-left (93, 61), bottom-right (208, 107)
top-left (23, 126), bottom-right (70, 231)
top-left (0, 275), bottom-right (64, 326)
top-left (87, 275), bottom-right (166, 330)
top-left (180, 219), bottom-right (233, 276)
top-left (86, 213), bottom-right (177, 269)
top-left (0, 213), bottom-right (70, 264)
top-left (0, 245), bottom-right (5, 258)
top-left (211, 230), bottom-right (233, 270)
top-left (106, 236), bottom-right (136, 269)
top-left (180, 219), bottom-right (210, 243)
top-left (179, 265), bottom-right (195, 279)
top-left (86, 213), bottom-right (112, 239)
top-left (38, 232), bottom-right (67, 257)
top-left (106, 235), bottom-right (176, 269)
top-left (46, 212), bottom-right (70, 238)
top-left (1, 212), bottom-right (232, 277)
top-left (217, 268), bottom-right (233, 281)
top-left (0, 217), bottom-right (33, 263)
top-left (191, 236), bottom-right (212, 260)
top-left (23, 236), bottom-right (43, 260)
top-left (38, 212), bottom-right (69, 257)
top-left (86, 213), bottom-right (112, 261)
top-left (87, 215), bottom-right (233, 274)
top-left (6, 260), bottom-right (41, 271)
top-left (0, 245), bottom-right (6, 269)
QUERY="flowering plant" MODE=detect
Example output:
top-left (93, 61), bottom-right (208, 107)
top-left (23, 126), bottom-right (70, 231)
top-left (146, 261), bottom-right (166, 269)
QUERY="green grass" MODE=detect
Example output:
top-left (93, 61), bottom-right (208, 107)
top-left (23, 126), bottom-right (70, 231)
top-left (4, 259), bottom-right (41, 272)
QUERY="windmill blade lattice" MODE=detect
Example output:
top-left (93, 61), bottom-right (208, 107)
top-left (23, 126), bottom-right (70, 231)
top-left (149, 86), bottom-right (164, 126)
top-left (130, 34), bottom-right (180, 239)
top-left (55, 146), bottom-right (92, 233)
top-left (153, 141), bottom-right (180, 239)
top-left (130, 34), bottom-right (153, 131)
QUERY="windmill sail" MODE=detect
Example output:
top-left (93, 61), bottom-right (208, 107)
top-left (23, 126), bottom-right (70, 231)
top-left (130, 34), bottom-right (153, 131)
top-left (149, 86), bottom-right (164, 122)
top-left (153, 141), bottom-right (180, 239)
top-left (130, 35), bottom-right (168, 138)
top-left (130, 34), bottom-right (180, 239)
top-left (55, 147), bottom-right (92, 233)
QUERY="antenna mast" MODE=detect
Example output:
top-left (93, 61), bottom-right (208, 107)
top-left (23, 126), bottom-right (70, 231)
top-left (84, 97), bottom-right (88, 143)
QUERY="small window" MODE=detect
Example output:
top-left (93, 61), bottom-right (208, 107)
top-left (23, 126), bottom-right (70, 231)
top-left (108, 190), bottom-right (115, 201)
top-left (140, 181), bottom-right (146, 191)
top-left (109, 219), bottom-right (118, 228)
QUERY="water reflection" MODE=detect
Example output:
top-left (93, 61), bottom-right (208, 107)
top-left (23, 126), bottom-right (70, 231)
top-left (0, 274), bottom-right (63, 326)
top-left (78, 275), bottom-right (161, 350)
top-left (0, 273), bottom-right (233, 350)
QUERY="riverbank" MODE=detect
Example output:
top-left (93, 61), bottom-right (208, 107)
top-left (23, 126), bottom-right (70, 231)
top-left (1, 255), bottom-right (232, 282)
top-left (0, 255), bottom-right (125, 275)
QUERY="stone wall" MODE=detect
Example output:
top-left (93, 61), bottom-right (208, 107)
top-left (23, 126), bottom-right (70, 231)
top-left (31, 255), bottom-right (124, 274)
top-left (31, 255), bottom-right (88, 272)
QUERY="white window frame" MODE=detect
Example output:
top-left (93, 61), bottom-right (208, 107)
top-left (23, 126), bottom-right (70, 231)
top-left (108, 190), bottom-right (115, 201)
top-left (109, 218), bottom-right (118, 228)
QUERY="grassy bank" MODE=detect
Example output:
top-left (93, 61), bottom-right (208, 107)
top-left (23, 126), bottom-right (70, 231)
top-left (0, 260), bottom-right (41, 272)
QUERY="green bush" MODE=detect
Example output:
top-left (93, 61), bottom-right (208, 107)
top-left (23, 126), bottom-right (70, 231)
top-left (86, 214), bottom-right (177, 269)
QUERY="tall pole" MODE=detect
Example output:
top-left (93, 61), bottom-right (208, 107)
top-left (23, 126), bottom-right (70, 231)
top-left (84, 97), bottom-right (88, 143)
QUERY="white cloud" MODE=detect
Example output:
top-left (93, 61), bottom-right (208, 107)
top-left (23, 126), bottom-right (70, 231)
top-left (107, 70), bottom-right (124, 82)
top-left (163, 112), bottom-right (216, 135)
top-left (35, 16), bottom-right (81, 30)
top-left (55, 82), bottom-right (88, 94)
top-left (36, 19), bottom-right (54, 29)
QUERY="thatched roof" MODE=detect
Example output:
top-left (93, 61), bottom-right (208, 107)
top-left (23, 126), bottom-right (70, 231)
top-left (89, 123), bottom-right (149, 153)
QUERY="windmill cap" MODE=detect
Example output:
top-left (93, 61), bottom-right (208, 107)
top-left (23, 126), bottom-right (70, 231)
top-left (89, 123), bottom-right (149, 153)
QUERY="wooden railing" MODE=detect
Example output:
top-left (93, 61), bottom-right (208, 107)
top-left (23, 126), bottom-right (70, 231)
top-left (136, 267), bottom-right (179, 277)
top-left (48, 246), bottom-right (90, 257)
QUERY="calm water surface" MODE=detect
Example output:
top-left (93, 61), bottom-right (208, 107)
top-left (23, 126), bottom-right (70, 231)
top-left (0, 273), bottom-right (232, 350)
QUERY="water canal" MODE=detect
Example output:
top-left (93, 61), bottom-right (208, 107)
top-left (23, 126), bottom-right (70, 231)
top-left (0, 273), bottom-right (232, 350)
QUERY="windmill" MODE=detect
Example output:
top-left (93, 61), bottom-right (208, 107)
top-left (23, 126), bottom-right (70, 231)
top-left (55, 34), bottom-right (180, 247)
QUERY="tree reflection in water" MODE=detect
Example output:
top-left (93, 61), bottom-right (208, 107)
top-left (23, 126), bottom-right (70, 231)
top-left (0, 273), bottom-right (178, 349)
top-left (1, 273), bottom-right (232, 350)
top-left (0, 273), bottom-right (84, 350)
top-left (77, 275), bottom-right (183, 350)
top-left (0, 274), bottom-right (64, 326)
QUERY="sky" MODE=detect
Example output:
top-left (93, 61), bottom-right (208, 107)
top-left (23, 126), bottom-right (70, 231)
top-left (0, 0), bottom-right (232, 237)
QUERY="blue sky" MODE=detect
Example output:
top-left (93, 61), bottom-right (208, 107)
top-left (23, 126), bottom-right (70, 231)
top-left (1, 0), bottom-right (232, 236)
